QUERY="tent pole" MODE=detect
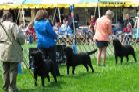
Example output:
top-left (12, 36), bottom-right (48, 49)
top-left (21, 0), bottom-right (27, 25)
top-left (52, 8), bottom-right (57, 24)
top-left (22, 8), bottom-right (25, 26)
top-left (58, 8), bottom-right (61, 23)
top-left (71, 5), bottom-right (76, 45)
top-left (116, 2), bottom-right (118, 23)
top-left (94, 6), bottom-right (97, 17)
top-left (98, 0), bottom-right (101, 18)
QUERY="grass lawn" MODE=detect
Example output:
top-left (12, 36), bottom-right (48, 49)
top-left (0, 43), bottom-right (139, 92)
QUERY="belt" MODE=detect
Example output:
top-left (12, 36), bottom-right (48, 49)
top-left (0, 41), bottom-right (5, 43)
top-left (0, 41), bottom-right (10, 44)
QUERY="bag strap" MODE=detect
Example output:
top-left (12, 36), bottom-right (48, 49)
top-left (0, 22), bottom-right (13, 44)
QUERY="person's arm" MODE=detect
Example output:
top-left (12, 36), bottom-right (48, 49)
top-left (88, 21), bottom-right (93, 31)
top-left (46, 21), bottom-right (58, 39)
top-left (107, 21), bottom-right (112, 35)
top-left (134, 20), bottom-right (137, 28)
top-left (94, 19), bottom-right (97, 31)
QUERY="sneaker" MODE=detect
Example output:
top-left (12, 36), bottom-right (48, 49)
top-left (9, 88), bottom-right (19, 92)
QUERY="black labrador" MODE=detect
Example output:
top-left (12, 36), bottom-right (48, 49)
top-left (30, 49), bottom-right (57, 87)
top-left (65, 47), bottom-right (97, 75)
top-left (113, 39), bottom-right (137, 64)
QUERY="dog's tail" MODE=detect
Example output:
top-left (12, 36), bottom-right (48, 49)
top-left (87, 49), bottom-right (97, 55)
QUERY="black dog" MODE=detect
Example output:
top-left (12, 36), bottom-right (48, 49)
top-left (30, 49), bottom-right (57, 87)
top-left (65, 47), bottom-right (97, 75)
top-left (113, 39), bottom-right (137, 64)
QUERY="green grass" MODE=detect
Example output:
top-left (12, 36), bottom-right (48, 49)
top-left (0, 43), bottom-right (139, 92)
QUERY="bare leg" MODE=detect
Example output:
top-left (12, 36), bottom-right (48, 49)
top-left (101, 47), bottom-right (107, 66)
top-left (97, 48), bottom-right (102, 65)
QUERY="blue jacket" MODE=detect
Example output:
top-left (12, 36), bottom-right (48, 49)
top-left (34, 19), bottom-right (57, 48)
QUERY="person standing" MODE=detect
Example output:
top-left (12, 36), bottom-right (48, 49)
top-left (94, 10), bottom-right (114, 66)
top-left (135, 16), bottom-right (139, 42)
top-left (88, 15), bottom-right (96, 43)
top-left (122, 14), bottom-right (134, 45)
top-left (33, 10), bottom-right (60, 76)
top-left (123, 14), bottom-right (134, 30)
top-left (53, 19), bottom-right (61, 35)
top-left (27, 22), bottom-right (35, 44)
top-left (88, 15), bottom-right (96, 34)
top-left (118, 14), bottom-right (124, 28)
top-left (0, 12), bottom-right (25, 92)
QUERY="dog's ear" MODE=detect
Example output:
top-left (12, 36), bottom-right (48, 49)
top-left (113, 39), bottom-right (118, 45)
top-left (113, 38), bottom-right (122, 48)
top-left (113, 38), bottom-right (119, 42)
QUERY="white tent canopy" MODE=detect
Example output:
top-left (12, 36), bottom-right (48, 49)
top-left (0, 0), bottom-right (98, 9)
top-left (0, 0), bottom-right (22, 4)
top-left (0, 0), bottom-right (98, 4)
top-left (2, 0), bottom-right (138, 9)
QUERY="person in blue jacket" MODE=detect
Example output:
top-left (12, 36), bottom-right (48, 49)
top-left (33, 10), bottom-right (60, 76)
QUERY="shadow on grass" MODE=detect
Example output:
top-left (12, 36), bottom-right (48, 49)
top-left (20, 81), bottom-right (66, 92)
top-left (60, 71), bottom-right (101, 79)
top-left (115, 61), bottom-right (137, 65)
top-left (47, 81), bottom-right (65, 88)
top-left (20, 89), bottom-right (60, 92)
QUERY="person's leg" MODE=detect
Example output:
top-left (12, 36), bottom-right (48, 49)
top-left (47, 47), bottom-right (60, 76)
top-left (101, 47), bottom-right (107, 66)
top-left (129, 35), bottom-right (132, 45)
top-left (9, 62), bottom-right (18, 92)
top-left (2, 62), bottom-right (10, 92)
top-left (97, 48), bottom-right (102, 66)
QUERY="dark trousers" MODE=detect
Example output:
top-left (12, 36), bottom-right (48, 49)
top-left (41, 46), bottom-right (60, 75)
top-left (2, 62), bottom-right (18, 92)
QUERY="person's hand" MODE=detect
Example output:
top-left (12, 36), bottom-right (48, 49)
top-left (19, 24), bottom-right (25, 29)
top-left (93, 38), bottom-right (97, 42)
